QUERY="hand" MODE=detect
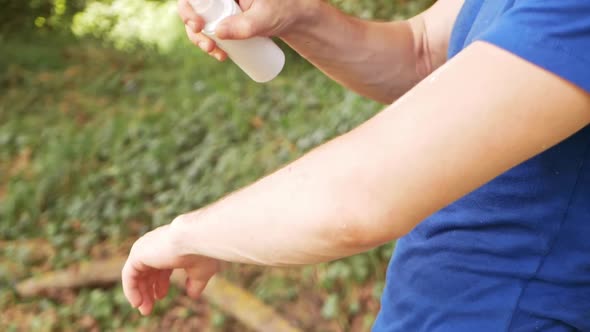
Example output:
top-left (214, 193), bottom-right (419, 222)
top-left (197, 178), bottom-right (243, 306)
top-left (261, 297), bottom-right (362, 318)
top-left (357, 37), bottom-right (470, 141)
top-left (177, 0), bottom-right (314, 61)
top-left (121, 224), bottom-right (220, 316)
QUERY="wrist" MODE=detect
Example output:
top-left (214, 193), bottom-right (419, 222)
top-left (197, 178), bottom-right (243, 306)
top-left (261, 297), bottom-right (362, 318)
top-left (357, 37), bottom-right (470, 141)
top-left (279, 0), bottom-right (323, 38)
top-left (169, 211), bottom-right (205, 257)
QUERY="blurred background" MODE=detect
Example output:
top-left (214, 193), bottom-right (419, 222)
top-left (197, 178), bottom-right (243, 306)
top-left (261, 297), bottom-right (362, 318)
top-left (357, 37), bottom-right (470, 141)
top-left (0, 0), bottom-right (433, 331)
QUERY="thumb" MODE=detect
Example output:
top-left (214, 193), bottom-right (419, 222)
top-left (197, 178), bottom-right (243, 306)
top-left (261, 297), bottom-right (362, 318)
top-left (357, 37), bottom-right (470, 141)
top-left (215, 11), bottom-right (262, 40)
top-left (185, 276), bottom-right (210, 299)
top-left (183, 259), bottom-right (219, 299)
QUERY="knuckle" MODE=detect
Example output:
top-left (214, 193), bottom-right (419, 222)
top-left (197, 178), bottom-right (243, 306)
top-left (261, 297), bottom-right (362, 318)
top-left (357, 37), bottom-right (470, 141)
top-left (203, 35), bottom-right (214, 44)
top-left (194, 16), bottom-right (205, 28)
top-left (171, 213), bottom-right (189, 227)
top-left (178, 2), bottom-right (195, 22)
top-left (241, 20), bottom-right (259, 37)
top-left (129, 241), bottom-right (141, 256)
top-left (192, 32), bottom-right (203, 41)
top-left (203, 40), bottom-right (215, 51)
top-left (187, 31), bottom-right (199, 44)
top-left (241, 21), bottom-right (255, 36)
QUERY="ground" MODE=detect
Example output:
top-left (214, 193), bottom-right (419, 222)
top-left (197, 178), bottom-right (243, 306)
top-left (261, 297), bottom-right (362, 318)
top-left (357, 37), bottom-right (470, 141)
top-left (0, 32), bottom-right (395, 331)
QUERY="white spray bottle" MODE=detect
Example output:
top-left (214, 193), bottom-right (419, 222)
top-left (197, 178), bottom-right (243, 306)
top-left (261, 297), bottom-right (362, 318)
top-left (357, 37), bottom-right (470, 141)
top-left (189, 0), bottom-right (285, 83)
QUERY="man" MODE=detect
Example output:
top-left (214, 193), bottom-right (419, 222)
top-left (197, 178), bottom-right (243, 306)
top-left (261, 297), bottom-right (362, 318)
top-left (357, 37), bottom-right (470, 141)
top-left (122, 0), bottom-right (590, 330)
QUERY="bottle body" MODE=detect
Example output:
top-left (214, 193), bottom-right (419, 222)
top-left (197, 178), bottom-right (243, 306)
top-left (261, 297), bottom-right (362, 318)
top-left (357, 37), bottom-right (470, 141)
top-left (189, 0), bottom-right (285, 83)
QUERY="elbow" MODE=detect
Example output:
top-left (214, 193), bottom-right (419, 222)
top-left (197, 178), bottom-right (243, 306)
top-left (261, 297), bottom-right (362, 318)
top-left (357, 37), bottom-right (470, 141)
top-left (408, 16), bottom-right (435, 80)
top-left (333, 211), bottom-right (412, 251)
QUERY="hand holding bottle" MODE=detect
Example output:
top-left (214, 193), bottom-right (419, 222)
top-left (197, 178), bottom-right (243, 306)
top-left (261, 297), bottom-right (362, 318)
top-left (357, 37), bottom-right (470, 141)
top-left (177, 0), bottom-right (312, 61)
top-left (179, 0), bottom-right (296, 82)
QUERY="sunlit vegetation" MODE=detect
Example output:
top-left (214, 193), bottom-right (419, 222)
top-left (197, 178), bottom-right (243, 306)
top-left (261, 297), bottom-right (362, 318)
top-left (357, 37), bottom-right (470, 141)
top-left (1, 0), bottom-right (432, 330)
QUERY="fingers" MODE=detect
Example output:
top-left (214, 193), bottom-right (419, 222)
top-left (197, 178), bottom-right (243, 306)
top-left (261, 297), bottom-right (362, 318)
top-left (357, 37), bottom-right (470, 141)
top-left (121, 260), bottom-right (144, 309)
top-left (215, 13), bottom-right (259, 40)
top-left (184, 26), bottom-right (228, 62)
top-left (122, 258), bottom-right (169, 316)
top-left (138, 277), bottom-right (154, 316)
top-left (178, 0), bottom-right (205, 29)
top-left (185, 277), bottom-right (210, 299)
top-left (179, 0), bottom-right (227, 62)
top-left (210, 48), bottom-right (228, 62)
top-left (216, 0), bottom-right (273, 40)
top-left (184, 25), bottom-right (214, 52)
top-left (155, 269), bottom-right (173, 300)
top-left (184, 258), bottom-right (220, 299)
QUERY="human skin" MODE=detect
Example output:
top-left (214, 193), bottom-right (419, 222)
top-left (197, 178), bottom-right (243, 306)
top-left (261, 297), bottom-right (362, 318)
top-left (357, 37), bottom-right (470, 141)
top-left (178, 0), bottom-right (464, 103)
top-left (122, 0), bottom-right (590, 316)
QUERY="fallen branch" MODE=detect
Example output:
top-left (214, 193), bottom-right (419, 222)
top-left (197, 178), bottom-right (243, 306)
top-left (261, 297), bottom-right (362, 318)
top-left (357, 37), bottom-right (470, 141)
top-left (173, 271), bottom-right (301, 332)
top-left (0, 238), bottom-right (55, 264)
top-left (15, 256), bottom-right (302, 332)
top-left (0, 239), bottom-right (50, 251)
top-left (0, 260), bottom-right (33, 281)
top-left (15, 257), bottom-right (127, 296)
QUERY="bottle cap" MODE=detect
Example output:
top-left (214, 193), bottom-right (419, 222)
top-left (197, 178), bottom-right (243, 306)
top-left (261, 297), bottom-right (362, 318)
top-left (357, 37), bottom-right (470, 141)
top-left (189, 0), bottom-right (225, 23)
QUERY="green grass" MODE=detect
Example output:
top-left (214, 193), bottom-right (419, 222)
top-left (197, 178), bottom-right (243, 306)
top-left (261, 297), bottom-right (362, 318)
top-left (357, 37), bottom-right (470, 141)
top-left (0, 31), bottom-right (396, 331)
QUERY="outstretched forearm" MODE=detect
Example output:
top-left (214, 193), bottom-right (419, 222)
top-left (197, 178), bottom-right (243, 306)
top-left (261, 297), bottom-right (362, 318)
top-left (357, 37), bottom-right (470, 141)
top-left (121, 41), bottom-right (590, 315)
top-left (168, 42), bottom-right (590, 268)
top-left (170, 132), bottom-right (400, 266)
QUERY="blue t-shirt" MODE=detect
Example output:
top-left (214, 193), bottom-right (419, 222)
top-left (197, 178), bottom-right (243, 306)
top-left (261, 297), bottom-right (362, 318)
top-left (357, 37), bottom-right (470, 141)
top-left (373, 1), bottom-right (590, 331)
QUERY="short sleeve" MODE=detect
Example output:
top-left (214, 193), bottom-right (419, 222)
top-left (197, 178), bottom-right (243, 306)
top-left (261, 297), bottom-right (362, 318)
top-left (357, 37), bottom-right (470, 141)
top-left (476, 1), bottom-right (590, 93)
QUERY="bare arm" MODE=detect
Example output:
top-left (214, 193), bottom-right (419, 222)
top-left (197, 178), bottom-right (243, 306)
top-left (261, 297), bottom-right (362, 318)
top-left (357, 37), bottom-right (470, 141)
top-left (178, 0), bottom-right (465, 103)
top-left (168, 42), bottom-right (590, 266)
top-left (279, 0), bottom-right (465, 103)
top-left (122, 41), bottom-right (590, 314)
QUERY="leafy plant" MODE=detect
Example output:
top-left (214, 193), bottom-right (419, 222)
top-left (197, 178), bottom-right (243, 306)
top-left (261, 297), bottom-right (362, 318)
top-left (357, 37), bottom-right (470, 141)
top-left (1, 0), bottom-right (431, 330)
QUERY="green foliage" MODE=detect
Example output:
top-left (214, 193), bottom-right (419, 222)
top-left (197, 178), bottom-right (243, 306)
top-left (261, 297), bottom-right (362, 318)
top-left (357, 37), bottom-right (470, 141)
top-left (72, 0), bottom-right (182, 51)
top-left (0, 33), bottom-right (389, 330)
top-left (1, 0), bottom-right (435, 46)
top-left (1, 0), bottom-right (430, 330)
top-left (0, 34), bottom-right (382, 260)
top-left (0, 0), bottom-right (86, 32)
top-left (322, 294), bottom-right (341, 319)
top-left (332, 0), bottom-right (435, 19)
top-left (68, 0), bottom-right (436, 52)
